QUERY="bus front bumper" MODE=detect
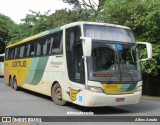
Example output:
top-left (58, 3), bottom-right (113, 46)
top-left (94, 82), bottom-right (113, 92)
top-left (84, 90), bottom-right (142, 107)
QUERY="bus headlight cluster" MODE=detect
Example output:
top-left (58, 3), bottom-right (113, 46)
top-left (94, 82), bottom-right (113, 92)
top-left (136, 86), bottom-right (142, 91)
top-left (86, 85), bottom-right (104, 93)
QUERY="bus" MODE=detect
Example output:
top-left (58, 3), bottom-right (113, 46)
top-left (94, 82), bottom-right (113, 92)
top-left (0, 53), bottom-right (5, 76)
top-left (4, 22), bottom-right (152, 107)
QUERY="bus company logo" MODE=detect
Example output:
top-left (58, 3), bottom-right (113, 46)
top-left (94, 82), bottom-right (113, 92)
top-left (50, 61), bottom-right (63, 68)
top-left (105, 84), bottom-right (117, 89)
top-left (12, 60), bottom-right (26, 67)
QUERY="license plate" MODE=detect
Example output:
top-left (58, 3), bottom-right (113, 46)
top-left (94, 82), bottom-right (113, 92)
top-left (116, 98), bottom-right (125, 102)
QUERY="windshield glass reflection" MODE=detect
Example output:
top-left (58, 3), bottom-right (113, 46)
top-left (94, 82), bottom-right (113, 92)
top-left (87, 42), bottom-right (142, 83)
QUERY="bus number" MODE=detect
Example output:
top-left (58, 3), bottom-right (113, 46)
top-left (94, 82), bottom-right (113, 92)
top-left (70, 89), bottom-right (80, 101)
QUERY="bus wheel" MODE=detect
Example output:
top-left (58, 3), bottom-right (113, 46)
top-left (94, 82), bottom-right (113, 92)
top-left (9, 77), bottom-right (14, 88)
top-left (52, 83), bottom-right (66, 106)
top-left (13, 77), bottom-right (19, 91)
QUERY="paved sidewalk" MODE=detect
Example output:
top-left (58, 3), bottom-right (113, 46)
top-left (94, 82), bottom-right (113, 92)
top-left (141, 95), bottom-right (160, 101)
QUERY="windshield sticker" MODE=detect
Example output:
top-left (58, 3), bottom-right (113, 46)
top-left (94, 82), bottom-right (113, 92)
top-left (112, 45), bottom-right (115, 49)
top-left (117, 44), bottom-right (123, 51)
top-left (79, 96), bottom-right (83, 102)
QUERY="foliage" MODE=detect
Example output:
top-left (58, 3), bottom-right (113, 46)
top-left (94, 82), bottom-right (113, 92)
top-left (48, 9), bottom-right (96, 28)
top-left (0, 13), bottom-right (16, 53)
top-left (99, 0), bottom-right (160, 75)
top-left (9, 10), bottom-right (51, 43)
top-left (63, 0), bottom-right (99, 10)
top-left (2, 0), bottom-right (160, 75)
top-left (9, 9), bottom-right (96, 43)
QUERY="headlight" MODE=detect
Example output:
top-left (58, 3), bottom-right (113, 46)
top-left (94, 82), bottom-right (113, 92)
top-left (86, 85), bottom-right (104, 93)
top-left (136, 86), bottom-right (142, 91)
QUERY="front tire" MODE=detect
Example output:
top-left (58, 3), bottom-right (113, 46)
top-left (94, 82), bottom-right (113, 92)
top-left (51, 83), bottom-right (66, 106)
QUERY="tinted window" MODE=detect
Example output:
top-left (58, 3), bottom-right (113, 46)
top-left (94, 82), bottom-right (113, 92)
top-left (5, 49), bottom-right (9, 60)
top-left (42, 38), bottom-right (50, 55)
top-left (11, 48), bottom-right (15, 59)
top-left (36, 41), bottom-right (42, 56)
top-left (49, 31), bottom-right (62, 54)
top-left (25, 41), bottom-right (36, 57)
top-left (5, 31), bottom-right (63, 59)
top-left (19, 45), bottom-right (25, 58)
top-left (14, 47), bottom-right (19, 59)
top-left (30, 42), bottom-right (36, 57)
top-left (65, 26), bottom-right (84, 84)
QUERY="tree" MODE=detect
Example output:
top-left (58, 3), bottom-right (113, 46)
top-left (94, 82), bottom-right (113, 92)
top-left (48, 8), bottom-right (96, 28)
top-left (0, 13), bottom-right (16, 53)
top-left (9, 8), bottom-right (96, 43)
top-left (63, 0), bottom-right (105, 11)
top-left (9, 10), bottom-right (51, 43)
top-left (100, 0), bottom-right (160, 75)
top-left (0, 14), bottom-right (9, 41)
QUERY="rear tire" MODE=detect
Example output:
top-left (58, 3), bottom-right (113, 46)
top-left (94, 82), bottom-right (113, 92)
top-left (13, 77), bottom-right (19, 91)
top-left (51, 83), bottom-right (66, 106)
top-left (9, 76), bottom-right (14, 88)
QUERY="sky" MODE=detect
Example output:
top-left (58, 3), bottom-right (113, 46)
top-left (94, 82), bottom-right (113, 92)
top-left (0, 0), bottom-right (72, 24)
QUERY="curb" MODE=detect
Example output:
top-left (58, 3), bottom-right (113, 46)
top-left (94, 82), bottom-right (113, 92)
top-left (141, 95), bottom-right (160, 101)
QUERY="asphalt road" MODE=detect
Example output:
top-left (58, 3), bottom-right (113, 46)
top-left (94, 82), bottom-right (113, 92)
top-left (0, 77), bottom-right (159, 125)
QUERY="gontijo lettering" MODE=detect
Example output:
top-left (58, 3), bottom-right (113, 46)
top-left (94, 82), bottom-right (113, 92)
top-left (12, 61), bottom-right (26, 67)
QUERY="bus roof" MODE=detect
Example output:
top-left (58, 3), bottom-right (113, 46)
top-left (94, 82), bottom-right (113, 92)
top-left (6, 27), bottom-right (61, 48)
top-left (63, 21), bottom-right (131, 30)
top-left (6, 21), bottom-right (131, 48)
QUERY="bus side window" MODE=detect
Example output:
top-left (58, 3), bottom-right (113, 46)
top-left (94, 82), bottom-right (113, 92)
top-left (11, 48), bottom-right (15, 59)
top-left (42, 38), bottom-right (50, 55)
top-left (26, 43), bottom-right (31, 57)
top-left (19, 45), bottom-right (25, 58)
top-left (46, 39), bottom-right (51, 54)
top-left (49, 37), bottom-right (54, 54)
top-left (36, 40), bottom-right (43, 56)
top-left (13, 48), bottom-right (16, 59)
top-left (14, 47), bottom-right (19, 59)
top-left (30, 42), bottom-right (36, 57)
top-left (8, 49), bottom-right (12, 59)
top-left (50, 31), bottom-right (62, 54)
top-left (5, 49), bottom-right (9, 60)
top-left (26, 42), bottom-right (35, 57)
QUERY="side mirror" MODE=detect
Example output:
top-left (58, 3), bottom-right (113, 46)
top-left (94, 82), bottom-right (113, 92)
top-left (80, 37), bottom-right (92, 57)
top-left (137, 42), bottom-right (153, 61)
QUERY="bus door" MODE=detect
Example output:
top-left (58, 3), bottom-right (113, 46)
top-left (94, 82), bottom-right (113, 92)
top-left (66, 26), bottom-right (85, 89)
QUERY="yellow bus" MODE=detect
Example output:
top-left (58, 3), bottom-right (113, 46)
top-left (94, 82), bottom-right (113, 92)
top-left (4, 22), bottom-right (152, 106)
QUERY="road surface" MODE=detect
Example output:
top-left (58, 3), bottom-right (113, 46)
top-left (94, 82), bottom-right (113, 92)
top-left (0, 77), bottom-right (159, 125)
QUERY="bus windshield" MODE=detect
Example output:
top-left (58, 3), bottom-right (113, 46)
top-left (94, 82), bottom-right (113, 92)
top-left (84, 24), bottom-right (135, 43)
top-left (87, 41), bottom-right (142, 83)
